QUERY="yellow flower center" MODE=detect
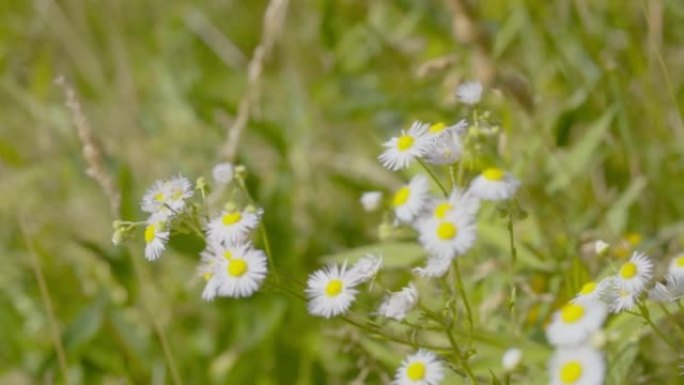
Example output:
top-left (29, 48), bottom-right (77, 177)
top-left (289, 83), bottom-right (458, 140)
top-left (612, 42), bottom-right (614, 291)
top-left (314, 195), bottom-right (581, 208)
top-left (396, 135), bottom-right (415, 151)
top-left (172, 189), bottom-right (184, 200)
top-left (559, 361), bottom-right (582, 383)
top-left (223, 251), bottom-right (233, 260)
top-left (222, 211), bottom-right (242, 226)
top-left (619, 262), bottom-right (638, 279)
top-left (434, 202), bottom-right (453, 219)
top-left (154, 192), bottom-right (166, 202)
top-left (406, 361), bottom-right (426, 380)
top-left (393, 186), bottom-right (410, 207)
top-left (429, 122), bottom-right (447, 133)
top-left (579, 282), bottom-right (597, 295)
top-left (436, 222), bottom-right (458, 240)
top-left (560, 303), bottom-right (585, 323)
top-left (482, 167), bottom-right (505, 181)
top-left (676, 256), bottom-right (684, 267)
top-left (625, 232), bottom-right (642, 246)
top-left (144, 224), bottom-right (156, 244)
top-left (202, 272), bottom-right (213, 282)
top-left (227, 259), bottom-right (248, 277)
top-left (325, 279), bottom-right (343, 297)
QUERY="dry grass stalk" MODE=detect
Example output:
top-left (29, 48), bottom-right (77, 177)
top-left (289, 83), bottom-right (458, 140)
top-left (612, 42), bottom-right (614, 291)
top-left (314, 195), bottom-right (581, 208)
top-left (55, 76), bottom-right (121, 218)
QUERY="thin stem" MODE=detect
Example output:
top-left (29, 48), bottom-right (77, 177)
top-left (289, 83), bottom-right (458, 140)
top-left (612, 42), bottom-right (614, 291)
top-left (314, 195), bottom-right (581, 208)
top-left (236, 177), bottom-right (277, 276)
top-left (453, 259), bottom-right (474, 335)
top-left (507, 203), bottom-right (518, 333)
top-left (658, 303), bottom-right (684, 343)
top-left (637, 303), bottom-right (679, 353)
top-left (448, 165), bottom-right (457, 190)
top-left (19, 219), bottom-right (71, 385)
top-left (417, 158), bottom-right (449, 197)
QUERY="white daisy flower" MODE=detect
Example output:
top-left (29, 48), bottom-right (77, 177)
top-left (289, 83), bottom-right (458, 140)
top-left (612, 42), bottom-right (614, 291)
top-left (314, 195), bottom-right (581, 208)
top-left (546, 301), bottom-right (608, 347)
top-left (668, 253), bottom-right (684, 277)
top-left (306, 263), bottom-right (358, 318)
top-left (571, 278), bottom-right (611, 305)
top-left (422, 121), bottom-right (467, 165)
top-left (614, 251), bottom-right (653, 294)
top-left (594, 240), bottom-right (610, 256)
top-left (141, 175), bottom-right (194, 217)
top-left (348, 254), bottom-right (383, 286)
top-left (425, 188), bottom-right (480, 222)
top-left (649, 274), bottom-right (684, 302)
top-left (549, 346), bottom-right (605, 385)
top-left (206, 208), bottom-right (262, 245)
top-left (200, 243), bottom-right (268, 300)
top-left (144, 220), bottom-right (169, 261)
top-left (212, 162), bottom-right (234, 185)
top-left (392, 175), bottom-right (431, 223)
top-left (467, 168), bottom-right (520, 201)
top-left (413, 256), bottom-right (451, 278)
top-left (377, 284), bottom-right (419, 321)
top-left (502, 348), bottom-right (523, 372)
top-left (602, 279), bottom-right (638, 313)
top-left (393, 349), bottom-right (444, 385)
top-left (379, 121), bottom-right (431, 171)
top-left (360, 191), bottom-right (383, 212)
top-left (455, 81), bottom-right (483, 105)
top-left (417, 213), bottom-right (477, 260)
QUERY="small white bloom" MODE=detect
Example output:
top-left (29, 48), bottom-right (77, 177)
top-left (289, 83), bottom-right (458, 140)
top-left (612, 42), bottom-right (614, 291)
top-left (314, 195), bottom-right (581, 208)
top-left (413, 256), bottom-right (451, 278)
top-left (589, 331), bottom-right (607, 349)
top-left (423, 122), bottom-right (466, 165)
top-left (144, 220), bottom-right (169, 261)
top-left (502, 348), bottom-right (523, 371)
top-left (348, 254), bottom-right (383, 286)
top-left (360, 191), bottom-right (383, 212)
top-left (212, 162), bottom-right (234, 185)
top-left (141, 175), bottom-right (194, 218)
top-left (417, 212), bottom-right (477, 260)
top-left (468, 168), bottom-right (520, 201)
top-left (206, 208), bottom-right (262, 245)
top-left (392, 175), bottom-right (431, 223)
top-left (549, 346), bottom-right (605, 385)
top-left (379, 121), bottom-right (431, 171)
top-left (200, 243), bottom-right (268, 300)
top-left (306, 263), bottom-right (358, 318)
top-left (668, 253), bottom-right (684, 277)
top-left (546, 301), bottom-right (608, 347)
top-left (614, 251), bottom-right (653, 294)
top-left (649, 274), bottom-right (684, 302)
top-left (424, 188), bottom-right (480, 222)
top-left (571, 278), bottom-right (611, 305)
top-left (594, 240), bottom-right (610, 256)
top-left (393, 349), bottom-right (444, 385)
top-left (602, 279), bottom-right (638, 313)
top-left (455, 81), bottom-right (483, 105)
top-left (378, 284), bottom-right (419, 321)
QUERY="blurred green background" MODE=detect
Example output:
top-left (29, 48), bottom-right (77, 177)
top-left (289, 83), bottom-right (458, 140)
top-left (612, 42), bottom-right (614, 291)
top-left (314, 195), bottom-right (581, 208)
top-left (2, 0), bottom-right (684, 384)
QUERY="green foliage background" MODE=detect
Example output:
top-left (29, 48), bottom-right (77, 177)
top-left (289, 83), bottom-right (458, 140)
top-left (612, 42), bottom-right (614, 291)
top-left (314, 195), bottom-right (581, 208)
top-left (1, 0), bottom-right (684, 384)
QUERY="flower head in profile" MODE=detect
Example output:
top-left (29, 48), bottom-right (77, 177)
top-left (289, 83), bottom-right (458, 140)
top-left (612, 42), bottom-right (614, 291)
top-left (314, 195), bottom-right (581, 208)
top-left (468, 168), bottom-right (520, 201)
top-left (572, 278), bottom-right (611, 305)
top-left (306, 263), bottom-right (358, 318)
top-left (548, 346), bottom-right (605, 385)
top-left (379, 121), bottom-right (431, 171)
top-left (422, 120), bottom-right (467, 165)
top-left (413, 256), bottom-right (452, 278)
top-left (206, 207), bottom-right (263, 245)
top-left (212, 162), bottom-right (234, 185)
top-left (348, 254), bottom-right (383, 286)
top-left (602, 279), bottom-right (638, 313)
top-left (199, 242), bottom-right (268, 301)
top-left (614, 251), bottom-right (653, 294)
top-left (392, 175), bottom-right (431, 223)
top-left (668, 253), bottom-right (684, 277)
top-left (455, 81), bottom-right (483, 105)
top-left (144, 219), bottom-right (169, 261)
top-left (360, 191), bottom-right (383, 212)
top-left (393, 349), bottom-right (444, 385)
top-left (377, 284), bottom-right (419, 321)
top-left (649, 273), bottom-right (684, 302)
top-left (502, 348), bottom-right (523, 372)
top-left (424, 188), bottom-right (480, 221)
top-left (141, 175), bottom-right (194, 218)
top-left (546, 300), bottom-right (608, 347)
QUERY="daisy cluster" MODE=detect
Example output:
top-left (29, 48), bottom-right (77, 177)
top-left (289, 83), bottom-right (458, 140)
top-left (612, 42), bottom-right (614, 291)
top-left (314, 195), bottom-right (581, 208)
top-left (304, 82), bottom-right (520, 384)
top-left (132, 162), bottom-right (270, 301)
top-left (544, 246), bottom-right (684, 384)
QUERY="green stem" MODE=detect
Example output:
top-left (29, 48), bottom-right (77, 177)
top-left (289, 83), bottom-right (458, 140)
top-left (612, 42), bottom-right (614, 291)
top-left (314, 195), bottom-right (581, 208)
top-left (507, 203), bottom-right (518, 333)
top-left (637, 303), bottom-right (679, 353)
top-left (453, 259), bottom-right (474, 336)
top-left (658, 303), bottom-right (684, 343)
top-left (417, 158), bottom-right (449, 197)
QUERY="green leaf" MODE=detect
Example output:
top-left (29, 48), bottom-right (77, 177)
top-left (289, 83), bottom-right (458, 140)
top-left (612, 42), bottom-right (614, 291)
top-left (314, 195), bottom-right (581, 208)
top-left (606, 177), bottom-right (647, 234)
top-left (321, 242), bottom-right (425, 268)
